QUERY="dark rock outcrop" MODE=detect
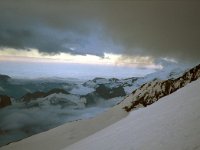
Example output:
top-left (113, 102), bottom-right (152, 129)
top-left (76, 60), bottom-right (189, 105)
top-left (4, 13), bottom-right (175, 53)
top-left (81, 85), bottom-right (126, 106)
top-left (82, 92), bottom-right (99, 106)
top-left (124, 64), bottom-right (200, 112)
top-left (96, 84), bottom-right (126, 99)
top-left (0, 95), bottom-right (11, 108)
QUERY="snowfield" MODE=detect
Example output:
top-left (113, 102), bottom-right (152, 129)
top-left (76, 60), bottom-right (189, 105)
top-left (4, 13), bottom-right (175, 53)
top-left (0, 62), bottom-right (197, 149)
top-left (64, 79), bottom-right (200, 150)
top-left (1, 78), bottom-right (200, 150)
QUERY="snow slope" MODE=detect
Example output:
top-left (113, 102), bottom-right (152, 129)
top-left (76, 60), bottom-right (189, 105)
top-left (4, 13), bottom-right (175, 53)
top-left (0, 62), bottom-right (196, 149)
top-left (64, 79), bottom-right (200, 150)
top-left (1, 80), bottom-right (200, 150)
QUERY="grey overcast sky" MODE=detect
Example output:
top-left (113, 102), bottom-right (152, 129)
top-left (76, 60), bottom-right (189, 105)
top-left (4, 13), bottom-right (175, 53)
top-left (0, 0), bottom-right (199, 65)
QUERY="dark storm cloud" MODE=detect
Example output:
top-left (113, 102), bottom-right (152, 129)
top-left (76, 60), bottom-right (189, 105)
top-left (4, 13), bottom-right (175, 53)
top-left (0, 0), bottom-right (200, 62)
top-left (99, 1), bottom-right (200, 62)
top-left (0, 0), bottom-right (103, 54)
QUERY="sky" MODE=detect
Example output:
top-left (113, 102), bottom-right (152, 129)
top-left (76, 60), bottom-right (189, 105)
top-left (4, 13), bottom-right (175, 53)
top-left (0, 0), bottom-right (199, 79)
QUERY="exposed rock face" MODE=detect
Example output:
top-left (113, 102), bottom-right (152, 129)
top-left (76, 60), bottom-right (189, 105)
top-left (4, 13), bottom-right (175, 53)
top-left (22, 88), bottom-right (69, 102)
top-left (0, 95), bottom-right (11, 108)
top-left (82, 92), bottom-right (99, 106)
top-left (96, 84), bottom-right (126, 99)
top-left (123, 64), bottom-right (200, 112)
top-left (81, 85), bottom-right (126, 106)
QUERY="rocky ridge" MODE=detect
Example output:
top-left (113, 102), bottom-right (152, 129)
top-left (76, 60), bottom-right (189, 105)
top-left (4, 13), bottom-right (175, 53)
top-left (123, 64), bottom-right (200, 112)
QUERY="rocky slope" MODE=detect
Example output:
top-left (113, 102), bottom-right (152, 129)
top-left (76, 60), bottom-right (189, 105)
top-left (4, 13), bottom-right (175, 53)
top-left (123, 64), bottom-right (200, 112)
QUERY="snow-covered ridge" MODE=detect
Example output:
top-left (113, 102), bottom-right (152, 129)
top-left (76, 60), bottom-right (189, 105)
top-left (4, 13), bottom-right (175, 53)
top-left (63, 78), bottom-right (200, 150)
top-left (123, 64), bottom-right (200, 112)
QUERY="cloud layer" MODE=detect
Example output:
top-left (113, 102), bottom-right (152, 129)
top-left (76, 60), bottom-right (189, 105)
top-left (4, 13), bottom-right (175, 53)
top-left (0, 0), bottom-right (200, 62)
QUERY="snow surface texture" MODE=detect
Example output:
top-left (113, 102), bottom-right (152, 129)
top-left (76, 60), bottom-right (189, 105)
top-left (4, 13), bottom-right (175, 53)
top-left (64, 79), bottom-right (200, 150)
